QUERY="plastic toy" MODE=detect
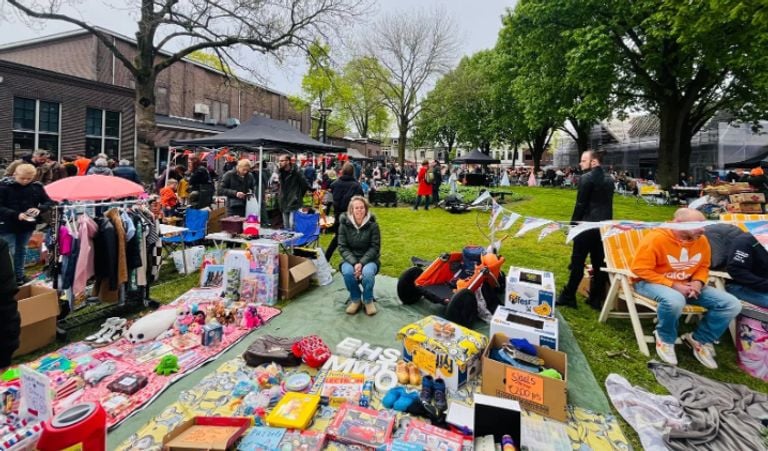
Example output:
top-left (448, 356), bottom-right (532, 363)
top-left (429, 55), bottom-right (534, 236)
top-left (358, 380), bottom-right (373, 407)
top-left (125, 309), bottom-right (177, 343)
top-left (154, 355), bottom-right (180, 376)
top-left (291, 336), bottom-right (331, 368)
top-left (397, 250), bottom-right (505, 327)
top-left (243, 304), bottom-right (263, 329)
top-left (174, 303), bottom-right (196, 334)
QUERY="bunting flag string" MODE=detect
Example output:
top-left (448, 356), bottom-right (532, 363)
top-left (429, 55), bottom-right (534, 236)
top-left (514, 217), bottom-right (552, 238)
top-left (489, 201), bottom-right (503, 228)
top-left (498, 212), bottom-right (521, 231)
top-left (538, 222), bottom-right (564, 241)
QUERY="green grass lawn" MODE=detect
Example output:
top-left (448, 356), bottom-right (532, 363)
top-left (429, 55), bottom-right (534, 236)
top-left (16, 186), bottom-right (767, 448)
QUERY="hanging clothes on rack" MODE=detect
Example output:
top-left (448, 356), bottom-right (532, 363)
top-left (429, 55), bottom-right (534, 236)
top-left (94, 208), bottom-right (128, 303)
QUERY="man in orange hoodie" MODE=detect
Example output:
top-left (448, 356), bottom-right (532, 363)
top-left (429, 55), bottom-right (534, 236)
top-left (631, 208), bottom-right (741, 369)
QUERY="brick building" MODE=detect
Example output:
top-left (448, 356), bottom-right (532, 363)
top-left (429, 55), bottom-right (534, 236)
top-left (0, 27), bottom-right (310, 165)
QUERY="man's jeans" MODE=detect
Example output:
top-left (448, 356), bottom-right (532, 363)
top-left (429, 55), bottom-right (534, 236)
top-left (282, 210), bottom-right (295, 231)
top-left (726, 283), bottom-right (768, 308)
top-left (0, 231), bottom-right (33, 281)
top-left (634, 281), bottom-right (742, 344)
top-left (341, 262), bottom-right (377, 303)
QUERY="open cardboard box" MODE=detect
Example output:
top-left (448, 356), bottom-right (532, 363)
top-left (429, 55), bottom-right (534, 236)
top-left (473, 393), bottom-right (521, 446)
top-left (481, 333), bottom-right (568, 422)
top-left (14, 285), bottom-right (59, 357)
top-left (279, 254), bottom-right (316, 299)
top-left (162, 416), bottom-right (251, 450)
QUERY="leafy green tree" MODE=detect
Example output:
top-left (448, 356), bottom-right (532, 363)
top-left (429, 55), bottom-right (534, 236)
top-left (539, 0), bottom-right (768, 188)
top-left (411, 69), bottom-right (460, 156)
top-left (335, 57), bottom-right (390, 139)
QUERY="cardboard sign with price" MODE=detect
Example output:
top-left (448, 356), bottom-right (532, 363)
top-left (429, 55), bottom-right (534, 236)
top-left (412, 348), bottom-right (437, 376)
top-left (504, 368), bottom-right (544, 404)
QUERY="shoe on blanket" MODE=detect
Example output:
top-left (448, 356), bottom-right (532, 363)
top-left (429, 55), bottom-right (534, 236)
top-left (654, 330), bottom-right (677, 366)
top-left (682, 333), bottom-right (717, 370)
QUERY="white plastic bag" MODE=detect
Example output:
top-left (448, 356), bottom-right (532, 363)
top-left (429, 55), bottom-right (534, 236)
top-left (310, 251), bottom-right (334, 286)
top-left (245, 194), bottom-right (260, 219)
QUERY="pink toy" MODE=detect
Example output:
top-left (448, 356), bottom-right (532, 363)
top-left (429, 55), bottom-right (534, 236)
top-left (243, 304), bottom-right (263, 329)
top-left (175, 303), bottom-right (196, 334)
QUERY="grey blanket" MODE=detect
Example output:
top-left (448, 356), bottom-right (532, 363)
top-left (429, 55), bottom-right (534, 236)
top-left (649, 361), bottom-right (768, 451)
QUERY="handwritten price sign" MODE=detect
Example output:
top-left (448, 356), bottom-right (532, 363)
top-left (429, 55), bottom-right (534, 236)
top-left (504, 368), bottom-right (544, 405)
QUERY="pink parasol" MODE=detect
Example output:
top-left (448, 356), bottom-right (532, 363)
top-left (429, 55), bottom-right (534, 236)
top-left (45, 175), bottom-right (145, 201)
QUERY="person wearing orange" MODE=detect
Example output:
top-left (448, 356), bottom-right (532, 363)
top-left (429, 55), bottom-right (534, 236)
top-left (74, 153), bottom-right (91, 176)
top-left (159, 179), bottom-right (179, 217)
top-left (413, 160), bottom-right (432, 210)
top-left (630, 208), bottom-right (741, 369)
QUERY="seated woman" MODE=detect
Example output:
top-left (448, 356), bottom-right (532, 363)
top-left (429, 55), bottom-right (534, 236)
top-left (338, 196), bottom-right (381, 316)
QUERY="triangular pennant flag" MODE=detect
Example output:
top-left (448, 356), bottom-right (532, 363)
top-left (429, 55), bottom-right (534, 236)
top-left (489, 200), bottom-right (502, 227)
top-left (498, 212), bottom-right (521, 231)
top-left (538, 222), bottom-right (563, 241)
top-left (472, 190), bottom-right (492, 206)
top-left (515, 217), bottom-right (552, 238)
top-left (565, 221), bottom-right (603, 243)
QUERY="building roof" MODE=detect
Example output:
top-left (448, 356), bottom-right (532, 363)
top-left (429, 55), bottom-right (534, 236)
top-left (155, 115), bottom-right (229, 133)
top-left (0, 59), bottom-right (134, 94)
top-left (0, 26), bottom-right (290, 97)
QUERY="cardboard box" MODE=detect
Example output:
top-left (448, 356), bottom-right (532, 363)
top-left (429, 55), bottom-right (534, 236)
top-left (490, 306), bottom-right (559, 350)
top-left (726, 202), bottom-right (764, 213)
top-left (397, 316), bottom-right (489, 390)
top-left (729, 193), bottom-right (765, 203)
top-left (481, 333), bottom-right (568, 422)
top-left (248, 242), bottom-right (280, 274)
top-left (473, 393), bottom-right (521, 446)
top-left (279, 254), bottom-right (316, 300)
top-left (14, 285), bottom-right (59, 357)
top-left (163, 416), bottom-right (251, 450)
top-left (505, 267), bottom-right (556, 317)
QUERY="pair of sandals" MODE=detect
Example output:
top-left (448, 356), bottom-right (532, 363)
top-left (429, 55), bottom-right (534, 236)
top-left (85, 317), bottom-right (127, 347)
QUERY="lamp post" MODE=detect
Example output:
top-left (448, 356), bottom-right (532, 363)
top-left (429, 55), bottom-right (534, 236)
top-left (318, 108), bottom-right (332, 144)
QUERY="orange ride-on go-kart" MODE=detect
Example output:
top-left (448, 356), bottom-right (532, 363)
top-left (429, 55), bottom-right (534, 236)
top-left (397, 250), bottom-right (505, 327)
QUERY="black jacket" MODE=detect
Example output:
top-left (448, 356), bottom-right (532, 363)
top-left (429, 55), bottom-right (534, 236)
top-left (278, 165), bottom-right (310, 212)
top-left (0, 178), bottom-right (55, 233)
top-left (94, 217), bottom-right (118, 290)
top-left (726, 233), bottom-right (768, 292)
top-left (703, 223), bottom-right (746, 270)
top-left (571, 166), bottom-right (614, 223)
top-left (0, 238), bottom-right (19, 366)
top-left (112, 166), bottom-right (141, 184)
top-left (330, 175), bottom-right (363, 214)
top-left (188, 166), bottom-right (212, 191)
top-left (432, 167), bottom-right (442, 186)
top-left (338, 213), bottom-right (381, 268)
top-left (219, 170), bottom-right (256, 208)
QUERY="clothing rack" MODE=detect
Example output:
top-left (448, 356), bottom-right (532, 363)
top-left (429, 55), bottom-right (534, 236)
top-left (50, 198), bottom-right (160, 334)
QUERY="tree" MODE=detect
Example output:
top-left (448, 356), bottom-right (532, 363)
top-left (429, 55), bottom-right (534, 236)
top-left (557, 0), bottom-right (768, 188)
top-left (360, 8), bottom-right (458, 166)
top-left (5, 0), bottom-right (365, 181)
top-left (411, 69), bottom-right (460, 157)
top-left (451, 51), bottom-right (499, 153)
top-left (497, 1), bottom-right (613, 156)
top-left (336, 57), bottom-right (390, 139)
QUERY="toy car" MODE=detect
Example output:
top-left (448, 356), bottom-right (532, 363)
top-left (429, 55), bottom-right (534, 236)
top-left (397, 250), bottom-right (505, 327)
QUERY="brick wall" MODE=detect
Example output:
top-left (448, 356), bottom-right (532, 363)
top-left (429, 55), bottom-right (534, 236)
top-left (0, 34), bottom-right (96, 80)
top-left (0, 61), bottom-right (134, 162)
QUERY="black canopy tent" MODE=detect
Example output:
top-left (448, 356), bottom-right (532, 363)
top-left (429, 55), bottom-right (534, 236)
top-left (171, 115), bottom-right (345, 222)
top-left (346, 148), bottom-right (373, 161)
top-left (452, 149), bottom-right (501, 165)
top-left (723, 149), bottom-right (768, 169)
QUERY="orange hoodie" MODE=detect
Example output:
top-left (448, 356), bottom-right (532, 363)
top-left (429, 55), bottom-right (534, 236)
top-left (630, 228), bottom-right (711, 287)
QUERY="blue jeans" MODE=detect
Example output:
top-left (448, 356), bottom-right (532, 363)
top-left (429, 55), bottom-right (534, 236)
top-left (0, 231), bottom-right (33, 280)
top-left (282, 210), bottom-right (295, 231)
top-left (725, 283), bottom-right (768, 308)
top-left (635, 281), bottom-right (742, 344)
top-left (341, 262), bottom-right (377, 303)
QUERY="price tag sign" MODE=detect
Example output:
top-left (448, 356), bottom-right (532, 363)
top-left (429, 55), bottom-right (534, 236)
top-left (19, 365), bottom-right (52, 421)
top-left (412, 348), bottom-right (437, 376)
top-left (504, 368), bottom-right (544, 405)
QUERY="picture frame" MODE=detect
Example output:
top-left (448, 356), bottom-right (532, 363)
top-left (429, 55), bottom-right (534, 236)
top-left (200, 264), bottom-right (225, 288)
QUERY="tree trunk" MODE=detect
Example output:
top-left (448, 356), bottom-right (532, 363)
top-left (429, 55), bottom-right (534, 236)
top-left (678, 130), bottom-right (692, 181)
top-left (397, 117), bottom-right (407, 166)
top-left (135, 78), bottom-right (157, 183)
top-left (657, 102), bottom-right (687, 190)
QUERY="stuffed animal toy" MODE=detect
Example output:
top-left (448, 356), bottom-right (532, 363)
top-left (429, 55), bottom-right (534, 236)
top-left (243, 304), bottom-right (262, 329)
top-left (291, 335), bottom-right (331, 368)
top-left (175, 303), bottom-right (196, 334)
top-left (125, 309), bottom-right (177, 344)
top-left (155, 355), bottom-right (180, 376)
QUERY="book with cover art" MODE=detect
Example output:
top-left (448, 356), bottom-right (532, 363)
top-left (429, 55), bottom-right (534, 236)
top-left (402, 419), bottom-right (464, 451)
top-left (265, 392), bottom-right (320, 430)
top-left (237, 426), bottom-right (286, 450)
top-left (277, 430), bottom-right (326, 451)
top-left (313, 371), bottom-right (365, 407)
top-left (326, 404), bottom-right (395, 449)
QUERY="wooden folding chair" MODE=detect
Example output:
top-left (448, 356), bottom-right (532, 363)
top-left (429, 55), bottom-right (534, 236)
top-left (598, 226), bottom-right (707, 356)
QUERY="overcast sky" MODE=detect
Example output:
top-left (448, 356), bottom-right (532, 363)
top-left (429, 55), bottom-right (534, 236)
top-left (0, 0), bottom-right (516, 95)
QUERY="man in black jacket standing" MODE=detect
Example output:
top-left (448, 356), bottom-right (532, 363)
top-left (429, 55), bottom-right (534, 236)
top-left (725, 232), bottom-right (768, 308)
top-left (560, 150), bottom-right (614, 309)
top-left (0, 238), bottom-right (19, 369)
top-left (277, 155), bottom-right (310, 230)
top-left (431, 160), bottom-right (443, 205)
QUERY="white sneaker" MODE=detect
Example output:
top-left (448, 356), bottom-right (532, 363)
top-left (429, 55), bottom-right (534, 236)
top-left (653, 330), bottom-right (678, 366)
top-left (682, 333), bottom-right (718, 370)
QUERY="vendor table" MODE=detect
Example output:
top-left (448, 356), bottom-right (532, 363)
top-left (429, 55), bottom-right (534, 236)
top-left (160, 224), bottom-right (190, 273)
top-left (670, 185), bottom-right (703, 203)
top-left (205, 228), bottom-right (303, 252)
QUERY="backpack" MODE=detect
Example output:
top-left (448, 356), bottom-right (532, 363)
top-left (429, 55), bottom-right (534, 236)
top-left (426, 170), bottom-right (435, 184)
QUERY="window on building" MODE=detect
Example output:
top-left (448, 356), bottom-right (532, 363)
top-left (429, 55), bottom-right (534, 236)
top-left (156, 86), bottom-right (169, 115)
top-left (12, 97), bottom-right (60, 158)
top-left (210, 100), bottom-right (229, 123)
top-left (420, 150), bottom-right (426, 159)
top-left (85, 108), bottom-right (121, 159)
